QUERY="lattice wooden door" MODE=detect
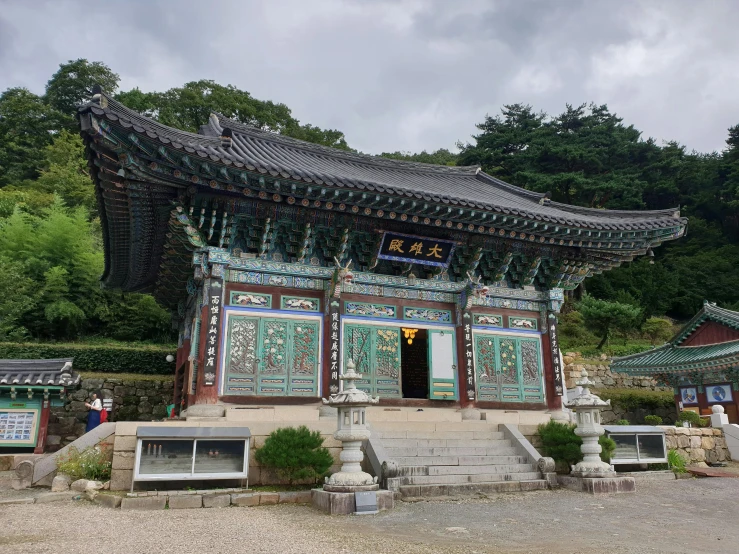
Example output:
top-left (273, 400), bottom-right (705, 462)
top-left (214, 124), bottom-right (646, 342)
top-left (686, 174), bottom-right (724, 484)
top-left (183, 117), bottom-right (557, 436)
top-left (343, 324), bottom-right (402, 398)
top-left (473, 334), bottom-right (544, 403)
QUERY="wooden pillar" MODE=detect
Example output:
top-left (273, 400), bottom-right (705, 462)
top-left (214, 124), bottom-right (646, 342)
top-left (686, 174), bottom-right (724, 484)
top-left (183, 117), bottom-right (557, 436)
top-left (541, 330), bottom-right (562, 411)
top-left (34, 399), bottom-right (50, 454)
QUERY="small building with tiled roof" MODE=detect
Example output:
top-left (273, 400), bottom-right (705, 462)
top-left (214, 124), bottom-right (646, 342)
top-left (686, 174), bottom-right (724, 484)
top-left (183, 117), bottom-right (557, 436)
top-left (612, 302), bottom-right (739, 423)
top-left (76, 89), bottom-right (687, 414)
top-left (0, 359), bottom-right (79, 452)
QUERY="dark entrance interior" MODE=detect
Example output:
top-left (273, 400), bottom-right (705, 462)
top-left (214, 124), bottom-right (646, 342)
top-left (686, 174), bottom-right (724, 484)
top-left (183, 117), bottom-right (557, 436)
top-left (401, 328), bottom-right (429, 398)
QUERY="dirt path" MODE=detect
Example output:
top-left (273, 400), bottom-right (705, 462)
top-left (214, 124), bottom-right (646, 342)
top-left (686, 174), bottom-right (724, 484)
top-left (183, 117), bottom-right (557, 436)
top-left (0, 478), bottom-right (737, 554)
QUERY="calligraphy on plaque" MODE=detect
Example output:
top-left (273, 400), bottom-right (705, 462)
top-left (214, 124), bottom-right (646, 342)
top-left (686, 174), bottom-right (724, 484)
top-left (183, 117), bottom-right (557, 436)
top-left (548, 315), bottom-right (563, 396)
top-left (204, 279), bottom-right (223, 386)
top-left (328, 300), bottom-right (341, 395)
top-left (462, 312), bottom-right (476, 400)
top-left (377, 232), bottom-right (455, 268)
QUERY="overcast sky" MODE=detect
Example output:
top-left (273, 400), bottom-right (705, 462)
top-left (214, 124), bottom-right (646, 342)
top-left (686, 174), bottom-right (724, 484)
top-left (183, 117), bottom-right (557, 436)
top-left (1, 0), bottom-right (737, 155)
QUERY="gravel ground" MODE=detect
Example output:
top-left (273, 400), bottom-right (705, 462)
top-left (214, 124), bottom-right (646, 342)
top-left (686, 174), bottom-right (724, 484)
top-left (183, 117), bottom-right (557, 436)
top-left (0, 478), bottom-right (737, 554)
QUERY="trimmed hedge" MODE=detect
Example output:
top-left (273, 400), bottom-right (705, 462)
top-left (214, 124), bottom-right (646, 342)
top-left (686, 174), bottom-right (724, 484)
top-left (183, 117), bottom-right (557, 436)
top-left (594, 388), bottom-right (674, 412)
top-left (0, 342), bottom-right (175, 374)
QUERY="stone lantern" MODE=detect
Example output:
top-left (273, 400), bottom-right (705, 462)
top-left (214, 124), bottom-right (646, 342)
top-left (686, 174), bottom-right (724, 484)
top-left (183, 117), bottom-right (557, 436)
top-left (565, 369), bottom-right (615, 478)
top-left (322, 359), bottom-right (380, 490)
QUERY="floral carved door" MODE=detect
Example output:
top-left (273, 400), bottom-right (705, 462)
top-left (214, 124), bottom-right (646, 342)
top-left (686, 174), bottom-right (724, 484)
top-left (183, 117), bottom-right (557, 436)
top-left (223, 315), bottom-right (320, 397)
top-left (473, 334), bottom-right (544, 403)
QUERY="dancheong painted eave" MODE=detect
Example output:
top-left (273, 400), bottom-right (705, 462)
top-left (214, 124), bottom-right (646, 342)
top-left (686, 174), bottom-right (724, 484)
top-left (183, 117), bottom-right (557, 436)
top-left (611, 302), bottom-right (739, 376)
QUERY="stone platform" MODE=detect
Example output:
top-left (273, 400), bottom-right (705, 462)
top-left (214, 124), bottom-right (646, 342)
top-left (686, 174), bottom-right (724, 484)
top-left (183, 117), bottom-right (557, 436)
top-left (311, 488), bottom-right (395, 515)
top-left (557, 475), bottom-right (635, 494)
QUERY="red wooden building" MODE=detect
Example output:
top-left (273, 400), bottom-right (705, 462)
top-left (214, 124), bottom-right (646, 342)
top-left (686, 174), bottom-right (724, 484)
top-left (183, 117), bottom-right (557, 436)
top-left (612, 301), bottom-right (739, 423)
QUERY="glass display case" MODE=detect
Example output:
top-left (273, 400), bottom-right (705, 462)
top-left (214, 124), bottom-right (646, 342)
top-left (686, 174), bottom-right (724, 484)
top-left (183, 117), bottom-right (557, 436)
top-left (134, 427), bottom-right (250, 485)
top-left (604, 426), bottom-right (667, 465)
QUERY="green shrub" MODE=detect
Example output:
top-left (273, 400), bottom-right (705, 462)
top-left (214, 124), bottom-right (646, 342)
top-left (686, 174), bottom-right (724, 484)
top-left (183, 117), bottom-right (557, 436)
top-left (596, 389), bottom-right (675, 412)
top-left (615, 419), bottom-right (630, 425)
top-left (644, 415), bottom-right (663, 426)
top-left (537, 421), bottom-right (583, 469)
top-left (668, 449), bottom-right (687, 474)
top-left (255, 426), bottom-right (333, 485)
top-left (599, 435), bottom-right (616, 463)
top-left (676, 411), bottom-right (701, 426)
top-left (0, 342), bottom-right (174, 374)
top-left (56, 445), bottom-right (112, 481)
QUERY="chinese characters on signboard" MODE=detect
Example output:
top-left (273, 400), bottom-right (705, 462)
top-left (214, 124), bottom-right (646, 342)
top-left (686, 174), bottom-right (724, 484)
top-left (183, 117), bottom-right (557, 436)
top-left (548, 316), bottom-right (563, 396)
top-left (377, 232), bottom-right (455, 268)
top-left (204, 279), bottom-right (223, 386)
top-left (328, 301), bottom-right (341, 394)
top-left (462, 312), bottom-right (476, 400)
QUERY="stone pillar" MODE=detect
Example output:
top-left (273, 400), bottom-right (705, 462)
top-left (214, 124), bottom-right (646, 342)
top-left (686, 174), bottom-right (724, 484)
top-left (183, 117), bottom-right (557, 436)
top-left (566, 369), bottom-right (615, 478)
top-left (710, 405), bottom-right (729, 427)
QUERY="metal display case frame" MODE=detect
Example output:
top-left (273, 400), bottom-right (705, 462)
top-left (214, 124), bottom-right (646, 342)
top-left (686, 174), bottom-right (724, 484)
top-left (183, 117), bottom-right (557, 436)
top-left (604, 425), bottom-right (667, 465)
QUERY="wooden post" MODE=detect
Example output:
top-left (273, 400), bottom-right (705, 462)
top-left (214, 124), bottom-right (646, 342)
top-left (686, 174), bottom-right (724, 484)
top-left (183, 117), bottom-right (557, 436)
top-left (34, 400), bottom-right (50, 454)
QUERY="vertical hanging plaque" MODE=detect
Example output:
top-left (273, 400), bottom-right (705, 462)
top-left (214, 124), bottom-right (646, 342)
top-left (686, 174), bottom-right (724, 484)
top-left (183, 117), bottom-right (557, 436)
top-left (204, 279), bottom-right (223, 386)
top-left (548, 314), bottom-right (563, 396)
top-left (328, 300), bottom-right (341, 394)
top-left (462, 311), bottom-right (476, 400)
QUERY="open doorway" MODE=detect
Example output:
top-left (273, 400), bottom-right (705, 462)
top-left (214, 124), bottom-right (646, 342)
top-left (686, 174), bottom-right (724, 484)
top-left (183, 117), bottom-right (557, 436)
top-left (401, 328), bottom-right (429, 398)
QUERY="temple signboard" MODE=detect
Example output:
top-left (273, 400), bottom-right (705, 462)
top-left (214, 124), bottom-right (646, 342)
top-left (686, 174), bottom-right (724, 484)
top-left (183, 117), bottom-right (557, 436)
top-left (377, 232), bottom-right (455, 268)
top-left (548, 315), bottom-right (564, 396)
top-left (204, 280), bottom-right (223, 386)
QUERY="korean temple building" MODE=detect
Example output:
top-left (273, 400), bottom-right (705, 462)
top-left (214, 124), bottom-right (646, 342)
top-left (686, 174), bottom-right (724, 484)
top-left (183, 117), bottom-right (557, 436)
top-left (76, 90), bottom-right (687, 415)
top-left (612, 301), bottom-right (739, 423)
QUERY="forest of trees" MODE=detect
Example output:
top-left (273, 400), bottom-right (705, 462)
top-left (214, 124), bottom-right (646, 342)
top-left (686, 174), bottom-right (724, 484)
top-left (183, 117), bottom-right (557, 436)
top-left (1, 59), bottom-right (738, 346)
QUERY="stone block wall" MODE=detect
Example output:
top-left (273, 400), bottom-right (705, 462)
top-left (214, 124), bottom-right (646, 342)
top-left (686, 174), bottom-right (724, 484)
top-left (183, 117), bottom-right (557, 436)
top-left (47, 376), bottom-right (174, 452)
top-left (662, 426), bottom-right (731, 464)
top-left (563, 353), bottom-right (669, 391)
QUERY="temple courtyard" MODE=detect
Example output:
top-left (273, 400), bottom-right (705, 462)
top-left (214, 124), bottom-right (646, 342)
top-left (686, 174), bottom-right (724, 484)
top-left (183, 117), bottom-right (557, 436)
top-left (0, 477), bottom-right (736, 554)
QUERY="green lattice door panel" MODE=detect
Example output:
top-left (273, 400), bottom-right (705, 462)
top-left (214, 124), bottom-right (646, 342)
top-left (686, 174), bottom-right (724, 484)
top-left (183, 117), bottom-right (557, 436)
top-left (288, 320), bottom-right (320, 396)
top-left (473, 334), bottom-right (544, 403)
top-left (223, 315), bottom-right (320, 397)
top-left (428, 330), bottom-right (458, 400)
top-left (519, 339), bottom-right (545, 402)
top-left (223, 316), bottom-right (260, 395)
top-left (474, 334), bottom-right (500, 401)
top-left (343, 324), bottom-right (401, 398)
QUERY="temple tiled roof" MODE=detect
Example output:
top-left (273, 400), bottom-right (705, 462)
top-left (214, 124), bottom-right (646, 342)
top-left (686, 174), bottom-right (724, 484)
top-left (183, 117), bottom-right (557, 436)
top-left (0, 359), bottom-right (79, 388)
top-left (612, 302), bottom-right (739, 376)
top-left (80, 96), bottom-right (687, 233)
top-left (77, 93), bottom-right (689, 300)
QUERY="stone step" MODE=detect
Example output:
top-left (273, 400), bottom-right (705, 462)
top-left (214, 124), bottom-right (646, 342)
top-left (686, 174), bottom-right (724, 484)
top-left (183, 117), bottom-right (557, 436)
top-left (373, 430), bottom-right (505, 440)
top-left (426, 464), bottom-right (538, 476)
top-left (379, 438), bottom-right (510, 449)
top-left (393, 451), bottom-right (520, 465)
top-left (396, 463), bottom-right (536, 477)
top-left (386, 446), bottom-right (516, 457)
top-left (396, 471), bottom-right (543, 486)
top-left (398, 479), bottom-right (548, 498)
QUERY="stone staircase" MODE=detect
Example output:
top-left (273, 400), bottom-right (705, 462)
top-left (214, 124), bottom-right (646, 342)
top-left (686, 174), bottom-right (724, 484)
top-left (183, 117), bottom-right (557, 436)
top-left (368, 411), bottom-right (549, 498)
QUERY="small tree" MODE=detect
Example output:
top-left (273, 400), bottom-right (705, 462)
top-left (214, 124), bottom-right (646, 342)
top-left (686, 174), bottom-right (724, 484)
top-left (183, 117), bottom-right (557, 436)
top-left (641, 317), bottom-right (673, 345)
top-left (255, 426), bottom-right (333, 485)
top-left (578, 295), bottom-right (642, 349)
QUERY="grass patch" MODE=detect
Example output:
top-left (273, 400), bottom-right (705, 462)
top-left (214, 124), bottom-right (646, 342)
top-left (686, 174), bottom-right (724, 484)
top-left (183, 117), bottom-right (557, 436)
top-left (250, 484), bottom-right (313, 492)
top-left (594, 388), bottom-right (675, 411)
top-left (78, 372), bottom-right (174, 382)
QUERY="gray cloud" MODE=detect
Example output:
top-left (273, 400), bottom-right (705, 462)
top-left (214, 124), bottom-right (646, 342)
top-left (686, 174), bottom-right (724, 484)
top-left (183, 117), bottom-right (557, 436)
top-left (1, 0), bottom-right (737, 154)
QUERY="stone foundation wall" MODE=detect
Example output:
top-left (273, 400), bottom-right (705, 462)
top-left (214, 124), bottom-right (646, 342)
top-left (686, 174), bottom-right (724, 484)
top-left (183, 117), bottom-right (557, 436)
top-left (563, 353), bottom-right (675, 425)
top-left (47, 376), bottom-right (174, 452)
top-left (662, 426), bottom-right (731, 464)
